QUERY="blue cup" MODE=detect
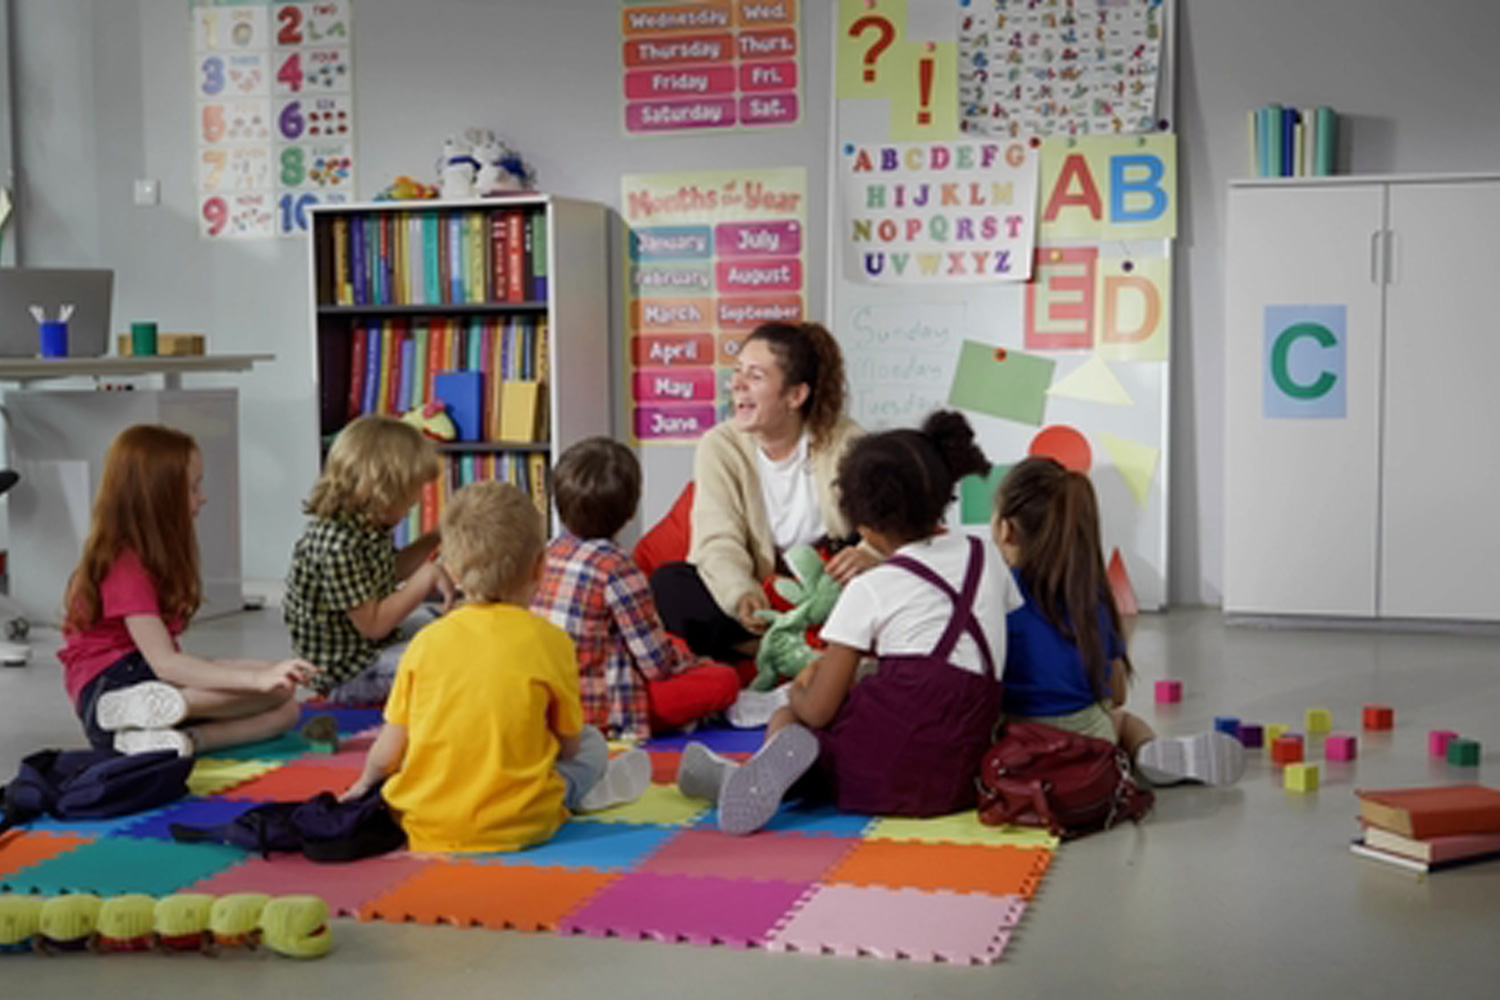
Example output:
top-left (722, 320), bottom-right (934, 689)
top-left (39, 321), bottom-right (68, 358)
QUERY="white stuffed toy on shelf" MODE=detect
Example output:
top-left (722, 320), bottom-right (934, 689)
top-left (437, 134), bottom-right (480, 200)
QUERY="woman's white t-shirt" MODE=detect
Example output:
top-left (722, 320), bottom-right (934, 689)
top-left (755, 432), bottom-right (826, 551)
top-left (820, 532), bottom-right (1022, 676)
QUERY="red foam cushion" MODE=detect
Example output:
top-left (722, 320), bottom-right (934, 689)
top-left (632, 481), bottom-right (695, 577)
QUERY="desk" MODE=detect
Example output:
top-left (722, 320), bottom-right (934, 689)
top-left (1, 354), bottom-right (273, 625)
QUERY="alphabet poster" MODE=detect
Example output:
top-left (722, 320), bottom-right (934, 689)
top-left (620, 1), bottom-right (802, 135)
top-left (833, 0), bottom-right (1174, 608)
top-left (620, 167), bottom-right (808, 444)
top-left (191, 0), bottom-right (356, 240)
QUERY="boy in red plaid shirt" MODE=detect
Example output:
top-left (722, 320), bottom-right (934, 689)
top-left (532, 438), bottom-right (742, 742)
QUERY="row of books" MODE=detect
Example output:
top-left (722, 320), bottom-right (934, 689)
top-left (320, 208), bottom-right (548, 307)
top-left (347, 314), bottom-right (549, 443)
top-left (1350, 784), bottom-right (1500, 873)
top-left (392, 450), bottom-right (549, 548)
top-left (1249, 104), bottom-right (1338, 178)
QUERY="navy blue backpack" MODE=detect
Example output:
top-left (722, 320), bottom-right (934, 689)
top-left (169, 785), bottom-right (405, 863)
top-left (0, 748), bottom-right (192, 834)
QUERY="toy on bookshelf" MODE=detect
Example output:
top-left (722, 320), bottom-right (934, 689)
top-left (401, 399), bottom-right (457, 441)
top-left (473, 133), bottom-right (535, 196)
top-left (438, 135), bottom-right (481, 200)
top-left (374, 175), bottom-right (439, 202)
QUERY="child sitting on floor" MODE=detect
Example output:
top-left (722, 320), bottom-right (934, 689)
top-left (678, 411), bottom-right (1020, 834)
top-left (284, 416), bottom-right (454, 704)
top-left (341, 481), bottom-right (650, 852)
top-left (994, 457), bottom-right (1244, 786)
top-left (60, 424), bottom-right (317, 756)
top-left (531, 438), bottom-right (742, 742)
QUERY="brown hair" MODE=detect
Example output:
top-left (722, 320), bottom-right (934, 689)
top-left (553, 437), bottom-right (641, 540)
top-left (745, 321), bottom-right (847, 450)
top-left (64, 424), bottom-right (202, 632)
top-left (995, 457), bottom-right (1132, 699)
top-left (303, 416), bottom-right (440, 522)
top-left (441, 481), bottom-right (544, 603)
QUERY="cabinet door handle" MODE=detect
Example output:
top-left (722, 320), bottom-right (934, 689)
top-left (1384, 230), bottom-right (1399, 285)
top-left (1370, 230), bottom-right (1383, 285)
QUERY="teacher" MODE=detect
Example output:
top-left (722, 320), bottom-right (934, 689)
top-left (653, 321), bottom-right (878, 662)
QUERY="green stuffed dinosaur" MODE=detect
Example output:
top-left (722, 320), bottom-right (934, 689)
top-left (751, 544), bottom-right (844, 691)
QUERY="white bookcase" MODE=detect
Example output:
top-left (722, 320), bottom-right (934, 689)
top-left (306, 195), bottom-right (611, 531)
top-left (1224, 175), bottom-right (1500, 622)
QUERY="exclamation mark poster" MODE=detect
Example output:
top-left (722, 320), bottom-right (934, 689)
top-left (837, 0), bottom-right (956, 141)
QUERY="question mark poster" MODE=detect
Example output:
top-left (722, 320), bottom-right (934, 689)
top-left (192, 0), bottom-right (356, 240)
top-left (620, 1), bottom-right (802, 135)
top-left (831, 0), bottom-right (1173, 609)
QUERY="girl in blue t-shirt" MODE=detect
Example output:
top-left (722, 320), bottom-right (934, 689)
top-left (994, 457), bottom-right (1243, 786)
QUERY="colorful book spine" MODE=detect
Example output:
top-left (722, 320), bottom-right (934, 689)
top-left (399, 335), bottom-right (416, 415)
top-left (448, 213), bottom-right (465, 304)
top-left (531, 210), bottom-right (549, 302)
top-left (1280, 108), bottom-right (1296, 177)
top-left (1314, 105), bottom-right (1337, 176)
top-left (490, 213), bottom-right (508, 303)
top-left (346, 324), bottom-right (368, 419)
top-left (505, 211), bottom-right (526, 302)
top-left (361, 322), bottom-right (381, 415)
top-left (350, 217), bottom-right (368, 305)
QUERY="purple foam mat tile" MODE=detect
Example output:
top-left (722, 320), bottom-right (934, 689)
top-left (638, 829), bottom-right (861, 883)
top-left (187, 853), bottom-right (437, 917)
top-left (644, 726), bottom-right (768, 754)
top-left (111, 798), bottom-right (264, 841)
top-left (764, 884), bottom-right (1029, 965)
top-left (298, 705), bottom-right (385, 734)
top-left (558, 871), bottom-right (815, 949)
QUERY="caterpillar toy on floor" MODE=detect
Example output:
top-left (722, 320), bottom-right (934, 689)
top-left (0, 892), bottom-right (332, 958)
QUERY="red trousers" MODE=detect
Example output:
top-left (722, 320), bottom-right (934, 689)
top-left (647, 663), bottom-right (743, 731)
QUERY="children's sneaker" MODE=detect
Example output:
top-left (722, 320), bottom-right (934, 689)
top-left (725, 686), bottom-right (790, 729)
top-left (717, 724), bottom-right (819, 836)
top-left (114, 728), bottom-right (194, 758)
top-left (578, 749), bottom-right (651, 813)
top-left (677, 742), bottom-right (735, 802)
top-left (95, 681), bottom-right (188, 732)
top-left (1137, 731), bottom-right (1246, 786)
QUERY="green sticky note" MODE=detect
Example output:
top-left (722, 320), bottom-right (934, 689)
top-left (959, 464), bottom-right (1010, 525)
top-left (947, 340), bottom-right (1055, 427)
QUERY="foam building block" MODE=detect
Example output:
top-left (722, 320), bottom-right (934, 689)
top-left (1264, 723), bottom-right (1289, 749)
top-left (1236, 723), bottom-right (1264, 749)
top-left (1447, 738), bottom-right (1481, 767)
top-left (1154, 680), bottom-right (1182, 704)
top-left (1213, 716), bottom-right (1240, 737)
top-left (1362, 704), bottom-right (1394, 731)
top-left (1271, 734), bottom-right (1304, 765)
top-left (1304, 708), bottom-right (1332, 733)
top-left (1283, 763), bottom-right (1319, 793)
top-left (1428, 730), bottom-right (1459, 758)
top-left (1324, 732), bottom-right (1357, 762)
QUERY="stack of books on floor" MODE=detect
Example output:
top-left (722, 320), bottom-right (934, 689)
top-left (1350, 785), bottom-right (1500, 873)
top-left (1249, 104), bottom-right (1338, 177)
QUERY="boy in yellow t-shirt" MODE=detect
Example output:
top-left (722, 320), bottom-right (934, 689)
top-left (341, 481), bottom-right (650, 853)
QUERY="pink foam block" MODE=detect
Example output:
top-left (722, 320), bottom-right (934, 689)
top-left (1429, 730), bottom-right (1459, 758)
top-left (1154, 680), bottom-right (1182, 704)
top-left (1324, 732), bottom-right (1357, 762)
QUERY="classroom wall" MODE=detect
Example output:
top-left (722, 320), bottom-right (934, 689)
top-left (11, 0), bottom-right (1500, 603)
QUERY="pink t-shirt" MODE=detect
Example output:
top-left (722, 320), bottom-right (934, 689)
top-left (58, 549), bottom-right (183, 707)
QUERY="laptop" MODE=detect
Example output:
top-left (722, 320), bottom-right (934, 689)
top-left (0, 268), bottom-right (114, 357)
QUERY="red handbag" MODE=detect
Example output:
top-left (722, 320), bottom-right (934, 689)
top-left (976, 721), bottom-right (1154, 839)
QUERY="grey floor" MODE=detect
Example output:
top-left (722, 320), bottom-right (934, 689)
top-left (1, 607), bottom-right (1497, 997)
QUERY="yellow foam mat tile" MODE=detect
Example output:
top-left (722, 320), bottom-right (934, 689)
top-left (580, 785), bottom-right (709, 827)
top-left (864, 813), bottom-right (1060, 850)
top-left (187, 758), bottom-right (284, 797)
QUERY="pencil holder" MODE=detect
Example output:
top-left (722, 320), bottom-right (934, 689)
top-left (39, 321), bottom-right (68, 358)
top-left (130, 321), bottom-right (158, 356)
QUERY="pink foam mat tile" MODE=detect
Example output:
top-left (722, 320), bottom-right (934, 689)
top-left (558, 871), bottom-right (815, 949)
top-left (186, 852), bottom-right (437, 917)
top-left (764, 884), bottom-right (1029, 964)
top-left (637, 829), bottom-right (861, 883)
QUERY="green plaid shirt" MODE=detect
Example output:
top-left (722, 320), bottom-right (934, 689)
top-left (284, 513), bottom-right (398, 692)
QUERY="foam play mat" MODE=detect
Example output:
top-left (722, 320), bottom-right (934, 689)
top-left (0, 709), bottom-right (1057, 964)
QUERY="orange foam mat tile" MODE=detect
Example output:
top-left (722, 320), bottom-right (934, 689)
top-left (358, 860), bottom-right (620, 931)
top-left (824, 841), bottom-right (1053, 898)
top-left (0, 831), bottom-right (94, 880)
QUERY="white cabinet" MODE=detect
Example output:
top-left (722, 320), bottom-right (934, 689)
top-left (1224, 176), bottom-right (1500, 622)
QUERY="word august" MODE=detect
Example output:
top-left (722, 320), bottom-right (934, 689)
top-left (848, 142), bottom-right (1030, 278)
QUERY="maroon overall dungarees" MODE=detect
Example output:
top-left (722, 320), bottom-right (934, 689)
top-left (816, 536), bottom-right (1003, 817)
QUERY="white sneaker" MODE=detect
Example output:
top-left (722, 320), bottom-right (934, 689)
top-left (0, 640), bottom-right (29, 666)
top-left (718, 724), bottom-right (819, 836)
top-left (726, 686), bottom-right (790, 729)
top-left (577, 749), bottom-right (651, 813)
top-left (677, 742), bottom-right (734, 802)
top-left (1137, 732), bottom-right (1246, 786)
top-left (114, 728), bottom-right (194, 757)
top-left (95, 681), bottom-right (188, 732)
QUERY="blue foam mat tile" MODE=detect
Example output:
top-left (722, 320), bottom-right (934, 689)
top-left (695, 800), bottom-right (876, 838)
top-left (644, 725), bottom-right (767, 754)
top-left (298, 705), bottom-right (385, 734)
top-left (111, 797), bottom-right (263, 842)
top-left (468, 819), bottom-right (683, 872)
top-left (3, 837), bottom-right (248, 896)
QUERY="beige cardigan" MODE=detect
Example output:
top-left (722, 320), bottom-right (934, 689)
top-left (688, 416), bottom-right (864, 614)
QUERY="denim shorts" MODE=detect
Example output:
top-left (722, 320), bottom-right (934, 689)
top-left (76, 651), bottom-right (159, 751)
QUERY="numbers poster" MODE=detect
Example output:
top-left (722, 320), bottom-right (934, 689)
top-left (621, 168), bottom-right (807, 444)
top-left (192, 0), bottom-right (356, 240)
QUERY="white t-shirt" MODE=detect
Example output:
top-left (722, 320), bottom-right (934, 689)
top-left (755, 432), bottom-right (826, 551)
top-left (820, 532), bottom-right (1022, 676)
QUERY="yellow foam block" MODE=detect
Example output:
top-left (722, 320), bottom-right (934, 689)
top-left (1304, 707), bottom-right (1333, 733)
top-left (1284, 763), bottom-right (1320, 793)
top-left (1264, 723), bottom-right (1289, 751)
